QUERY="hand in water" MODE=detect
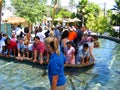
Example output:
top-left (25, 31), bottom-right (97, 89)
top-left (16, 56), bottom-right (21, 60)
top-left (45, 59), bottom-right (49, 64)
top-left (40, 60), bottom-right (43, 65)
top-left (33, 59), bottom-right (37, 63)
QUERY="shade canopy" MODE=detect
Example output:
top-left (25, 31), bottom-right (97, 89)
top-left (72, 17), bottom-right (81, 22)
top-left (2, 17), bottom-right (26, 24)
top-left (66, 18), bottom-right (74, 22)
top-left (46, 17), bottom-right (52, 21)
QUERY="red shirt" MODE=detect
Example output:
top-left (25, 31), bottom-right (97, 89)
top-left (32, 41), bottom-right (45, 53)
top-left (7, 40), bottom-right (17, 51)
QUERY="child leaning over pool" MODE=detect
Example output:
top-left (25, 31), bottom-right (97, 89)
top-left (76, 43), bottom-right (90, 65)
top-left (32, 36), bottom-right (45, 64)
top-left (16, 38), bottom-right (25, 61)
top-left (24, 40), bottom-right (29, 58)
top-left (5, 38), bottom-right (17, 57)
top-left (65, 41), bottom-right (75, 64)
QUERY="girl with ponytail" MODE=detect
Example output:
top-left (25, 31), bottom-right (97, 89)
top-left (44, 37), bottom-right (66, 90)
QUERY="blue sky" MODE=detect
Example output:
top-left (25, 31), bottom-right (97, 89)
top-left (6, 0), bottom-right (116, 10)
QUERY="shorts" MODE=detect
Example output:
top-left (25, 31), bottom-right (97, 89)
top-left (55, 83), bottom-right (66, 90)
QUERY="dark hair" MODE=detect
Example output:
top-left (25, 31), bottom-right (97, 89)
top-left (19, 31), bottom-right (24, 38)
top-left (34, 36), bottom-right (40, 40)
top-left (83, 43), bottom-right (89, 48)
top-left (92, 35), bottom-right (98, 40)
top-left (38, 26), bottom-right (42, 32)
top-left (50, 41), bottom-right (54, 49)
top-left (60, 30), bottom-right (69, 45)
top-left (24, 27), bottom-right (29, 33)
top-left (5, 38), bottom-right (11, 45)
top-left (3, 33), bottom-right (7, 37)
top-left (17, 25), bottom-right (22, 29)
top-left (61, 30), bottom-right (69, 39)
top-left (0, 33), bottom-right (2, 36)
top-left (34, 27), bottom-right (39, 34)
top-left (0, 33), bottom-right (2, 39)
top-left (67, 41), bottom-right (72, 45)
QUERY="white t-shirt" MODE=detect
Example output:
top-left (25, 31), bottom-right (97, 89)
top-left (42, 29), bottom-right (48, 34)
top-left (0, 39), bottom-right (5, 53)
top-left (28, 44), bottom-right (33, 51)
top-left (36, 32), bottom-right (45, 43)
top-left (15, 27), bottom-right (23, 36)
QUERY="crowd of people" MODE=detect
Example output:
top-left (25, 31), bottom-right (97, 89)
top-left (0, 23), bottom-right (100, 90)
top-left (0, 24), bottom-right (99, 65)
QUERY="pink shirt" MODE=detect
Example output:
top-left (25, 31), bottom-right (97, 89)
top-left (11, 38), bottom-right (17, 42)
top-left (32, 41), bottom-right (45, 53)
top-left (66, 46), bottom-right (75, 64)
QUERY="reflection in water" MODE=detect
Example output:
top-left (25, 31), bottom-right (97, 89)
top-left (0, 39), bottom-right (120, 90)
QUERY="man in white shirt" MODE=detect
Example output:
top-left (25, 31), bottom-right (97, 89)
top-left (0, 33), bottom-right (5, 54)
top-left (15, 25), bottom-right (24, 38)
top-left (36, 26), bottom-right (45, 43)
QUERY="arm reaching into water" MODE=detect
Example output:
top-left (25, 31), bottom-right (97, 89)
top-left (89, 45), bottom-right (95, 61)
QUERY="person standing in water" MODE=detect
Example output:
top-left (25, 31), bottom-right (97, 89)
top-left (44, 37), bottom-right (66, 90)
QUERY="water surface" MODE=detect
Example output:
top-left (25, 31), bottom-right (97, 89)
top-left (0, 39), bottom-right (120, 90)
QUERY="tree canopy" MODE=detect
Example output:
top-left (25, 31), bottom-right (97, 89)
top-left (55, 9), bottom-right (72, 18)
top-left (2, 0), bottom-right (5, 7)
top-left (77, 0), bottom-right (114, 35)
top-left (111, 0), bottom-right (120, 26)
top-left (113, 0), bottom-right (120, 11)
top-left (11, 0), bottom-right (46, 24)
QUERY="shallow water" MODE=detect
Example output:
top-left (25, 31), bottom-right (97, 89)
top-left (0, 39), bottom-right (120, 90)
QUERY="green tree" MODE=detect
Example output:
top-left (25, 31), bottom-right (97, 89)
top-left (85, 3), bottom-right (101, 31)
top-left (55, 9), bottom-right (72, 18)
top-left (113, 0), bottom-right (120, 11)
top-left (77, 0), bottom-right (89, 27)
top-left (11, 0), bottom-right (46, 24)
top-left (77, 0), bottom-right (100, 27)
top-left (96, 15), bottom-right (108, 34)
top-left (85, 2), bottom-right (100, 18)
top-left (76, 0), bottom-right (114, 35)
top-left (112, 0), bottom-right (120, 37)
top-left (111, 0), bottom-right (120, 26)
top-left (2, 0), bottom-right (5, 7)
top-left (86, 13), bottom-right (96, 31)
top-left (71, 12), bottom-right (76, 18)
top-left (85, 2), bottom-right (100, 31)
top-left (86, 10), bottom-right (114, 35)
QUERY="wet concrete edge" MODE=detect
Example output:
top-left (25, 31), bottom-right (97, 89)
top-left (92, 35), bottom-right (120, 43)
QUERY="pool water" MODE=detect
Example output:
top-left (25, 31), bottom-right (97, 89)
top-left (0, 39), bottom-right (120, 90)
